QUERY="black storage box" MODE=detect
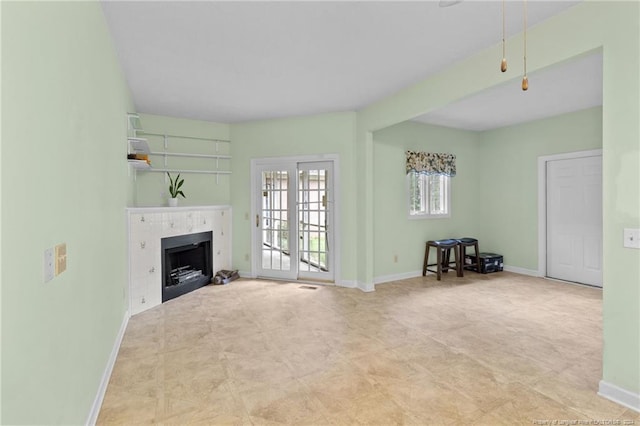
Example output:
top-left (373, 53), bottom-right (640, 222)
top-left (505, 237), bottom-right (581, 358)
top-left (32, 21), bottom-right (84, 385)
top-left (465, 252), bottom-right (504, 274)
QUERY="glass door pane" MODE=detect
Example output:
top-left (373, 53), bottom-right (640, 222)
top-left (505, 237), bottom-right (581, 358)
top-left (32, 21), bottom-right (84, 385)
top-left (257, 167), bottom-right (296, 280)
top-left (298, 162), bottom-right (333, 282)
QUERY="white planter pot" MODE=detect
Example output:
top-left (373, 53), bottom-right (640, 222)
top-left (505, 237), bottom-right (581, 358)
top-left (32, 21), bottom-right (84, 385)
top-left (168, 197), bottom-right (178, 207)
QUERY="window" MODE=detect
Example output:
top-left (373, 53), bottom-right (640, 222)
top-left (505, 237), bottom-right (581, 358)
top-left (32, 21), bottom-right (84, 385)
top-left (407, 171), bottom-right (450, 218)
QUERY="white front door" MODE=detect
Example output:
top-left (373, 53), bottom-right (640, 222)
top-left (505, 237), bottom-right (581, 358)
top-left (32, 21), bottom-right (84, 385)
top-left (546, 155), bottom-right (602, 287)
top-left (253, 159), bottom-right (336, 283)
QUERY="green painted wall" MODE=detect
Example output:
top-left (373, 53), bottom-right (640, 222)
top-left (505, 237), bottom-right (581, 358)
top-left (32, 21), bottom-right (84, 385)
top-left (373, 121), bottom-right (481, 279)
top-left (358, 1), bottom-right (639, 397)
top-left (477, 107), bottom-right (603, 271)
top-left (230, 112), bottom-right (358, 283)
top-left (1, 2), bottom-right (133, 424)
top-left (0, 1), bottom-right (4, 420)
top-left (133, 114), bottom-right (231, 207)
top-left (599, 2), bottom-right (640, 394)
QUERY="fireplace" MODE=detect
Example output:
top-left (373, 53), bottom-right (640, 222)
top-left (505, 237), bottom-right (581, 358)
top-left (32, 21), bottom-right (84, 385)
top-left (161, 231), bottom-right (213, 303)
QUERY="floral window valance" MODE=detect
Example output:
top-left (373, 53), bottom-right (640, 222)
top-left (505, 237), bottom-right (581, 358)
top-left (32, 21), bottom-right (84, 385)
top-left (406, 151), bottom-right (456, 177)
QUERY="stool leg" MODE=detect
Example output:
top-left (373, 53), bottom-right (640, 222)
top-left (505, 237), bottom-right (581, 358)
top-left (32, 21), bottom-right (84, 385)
top-left (456, 244), bottom-right (463, 277)
top-left (442, 248), bottom-right (450, 273)
top-left (436, 247), bottom-right (442, 281)
top-left (474, 242), bottom-right (480, 273)
top-left (423, 243), bottom-right (429, 276)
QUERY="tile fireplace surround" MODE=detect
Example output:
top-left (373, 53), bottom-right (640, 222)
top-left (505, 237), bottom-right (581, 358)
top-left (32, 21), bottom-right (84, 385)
top-left (126, 205), bottom-right (232, 315)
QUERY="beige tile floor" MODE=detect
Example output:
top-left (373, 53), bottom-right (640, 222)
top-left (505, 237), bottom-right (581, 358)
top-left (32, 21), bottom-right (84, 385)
top-left (98, 272), bottom-right (640, 425)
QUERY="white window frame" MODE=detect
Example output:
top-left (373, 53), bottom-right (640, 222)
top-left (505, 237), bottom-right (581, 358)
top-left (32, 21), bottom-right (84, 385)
top-left (406, 171), bottom-right (451, 219)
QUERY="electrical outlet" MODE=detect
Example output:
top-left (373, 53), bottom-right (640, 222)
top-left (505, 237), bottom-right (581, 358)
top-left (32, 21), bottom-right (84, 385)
top-left (244, 212), bottom-right (249, 220)
top-left (55, 243), bottom-right (67, 275)
top-left (393, 254), bottom-right (398, 263)
top-left (43, 248), bottom-right (54, 283)
top-left (623, 228), bottom-right (640, 249)
top-left (245, 253), bottom-right (250, 261)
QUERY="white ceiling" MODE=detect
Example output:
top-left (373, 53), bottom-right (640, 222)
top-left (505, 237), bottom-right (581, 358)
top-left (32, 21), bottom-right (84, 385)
top-left (101, 1), bottom-right (583, 125)
top-left (413, 52), bottom-right (603, 131)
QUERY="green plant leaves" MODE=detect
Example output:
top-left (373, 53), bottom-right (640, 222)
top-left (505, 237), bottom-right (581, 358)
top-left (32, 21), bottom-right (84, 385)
top-left (167, 172), bottom-right (186, 198)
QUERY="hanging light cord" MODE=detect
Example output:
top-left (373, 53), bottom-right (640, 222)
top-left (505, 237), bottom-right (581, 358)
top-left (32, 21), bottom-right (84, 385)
top-left (501, 0), bottom-right (507, 72)
top-left (522, 0), bottom-right (529, 90)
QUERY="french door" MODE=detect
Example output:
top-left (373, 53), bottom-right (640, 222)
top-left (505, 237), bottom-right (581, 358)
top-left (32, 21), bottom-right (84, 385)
top-left (254, 160), bottom-right (334, 282)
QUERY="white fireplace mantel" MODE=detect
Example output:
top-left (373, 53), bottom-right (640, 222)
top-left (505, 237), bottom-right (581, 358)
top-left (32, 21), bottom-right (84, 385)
top-left (126, 205), bottom-right (232, 315)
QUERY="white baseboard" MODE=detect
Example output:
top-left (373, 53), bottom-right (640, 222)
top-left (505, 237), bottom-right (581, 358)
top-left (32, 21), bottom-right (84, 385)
top-left (374, 270), bottom-right (423, 285)
top-left (357, 281), bottom-right (375, 292)
top-left (503, 265), bottom-right (539, 277)
top-left (86, 310), bottom-right (130, 426)
top-left (598, 380), bottom-right (640, 413)
top-left (375, 267), bottom-right (540, 284)
top-left (368, 266), bottom-right (541, 288)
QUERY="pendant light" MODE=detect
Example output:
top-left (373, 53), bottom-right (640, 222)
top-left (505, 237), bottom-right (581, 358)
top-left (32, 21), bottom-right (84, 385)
top-left (521, 0), bottom-right (529, 91)
top-left (501, 0), bottom-right (507, 72)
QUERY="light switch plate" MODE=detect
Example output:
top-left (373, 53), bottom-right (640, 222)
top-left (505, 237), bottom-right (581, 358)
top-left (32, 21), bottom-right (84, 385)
top-left (55, 243), bottom-right (67, 275)
top-left (623, 228), bottom-right (640, 249)
top-left (43, 248), bottom-right (54, 283)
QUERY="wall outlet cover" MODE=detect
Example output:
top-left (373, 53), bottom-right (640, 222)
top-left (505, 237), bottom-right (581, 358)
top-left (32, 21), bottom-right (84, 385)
top-left (623, 228), bottom-right (640, 249)
top-left (43, 248), bottom-right (54, 283)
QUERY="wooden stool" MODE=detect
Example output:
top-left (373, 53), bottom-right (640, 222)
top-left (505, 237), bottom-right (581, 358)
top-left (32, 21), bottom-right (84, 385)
top-left (457, 237), bottom-right (480, 275)
top-left (423, 239), bottom-right (462, 281)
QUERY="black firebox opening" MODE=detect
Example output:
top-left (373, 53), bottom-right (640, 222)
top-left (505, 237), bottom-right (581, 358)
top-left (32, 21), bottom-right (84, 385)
top-left (161, 231), bottom-right (212, 303)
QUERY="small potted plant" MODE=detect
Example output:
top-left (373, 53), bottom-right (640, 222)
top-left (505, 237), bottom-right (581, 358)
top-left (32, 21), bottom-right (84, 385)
top-left (167, 172), bottom-right (185, 207)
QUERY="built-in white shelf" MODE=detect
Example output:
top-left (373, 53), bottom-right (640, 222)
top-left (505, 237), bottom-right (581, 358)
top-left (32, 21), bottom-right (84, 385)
top-left (128, 137), bottom-right (150, 154)
top-left (128, 160), bottom-right (151, 169)
top-left (148, 151), bottom-right (231, 160)
top-left (125, 122), bottom-right (232, 178)
top-left (138, 131), bottom-right (230, 144)
top-left (141, 168), bottom-right (231, 175)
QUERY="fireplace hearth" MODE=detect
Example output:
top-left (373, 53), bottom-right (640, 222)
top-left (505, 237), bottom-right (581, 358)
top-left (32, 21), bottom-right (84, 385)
top-left (161, 231), bottom-right (213, 302)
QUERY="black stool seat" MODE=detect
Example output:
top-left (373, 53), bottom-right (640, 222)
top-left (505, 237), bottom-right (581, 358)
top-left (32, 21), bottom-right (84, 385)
top-left (456, 237), bottom-right (478, 244)
top-left (456, 237), bottom-right (480, 274)
top-left (423, 239), bottom-right (462, 281)
top-left (431, 239), bottom-right (458, 247)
